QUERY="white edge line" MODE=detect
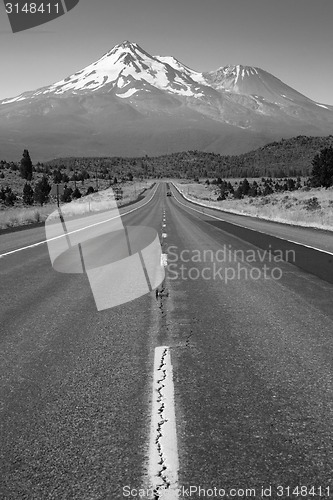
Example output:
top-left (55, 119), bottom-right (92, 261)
top-left (171, 182), bottom-right (333, 257)
top-left (0, 184), bottom-right (160, 258)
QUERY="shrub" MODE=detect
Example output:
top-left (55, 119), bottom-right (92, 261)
top-left (61, 186), bottom-right (73, 203)
top-left (304, 197), bottom-right (321, 211)
top-left (72, 187), bottom-right (82, 199)
top-left (0, 186), bottom-right (16, 206)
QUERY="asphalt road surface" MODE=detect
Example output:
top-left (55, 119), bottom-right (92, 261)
top-left (1, 182), bottom-right (333, 500)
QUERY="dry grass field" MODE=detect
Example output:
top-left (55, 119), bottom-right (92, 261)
top-left (0, 181), bottom-right (154, 230)
top-left (174, 180), bottom-right (333, 231)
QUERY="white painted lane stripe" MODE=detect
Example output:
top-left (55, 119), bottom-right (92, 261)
top-left (171, 183), bottom-right (333, 257)
top-left (148, 346), bottom-right (179, 499)
top-left (161, 254), bottom-right (168, 267)
top-left (0, 184), bottom-right (160, 259)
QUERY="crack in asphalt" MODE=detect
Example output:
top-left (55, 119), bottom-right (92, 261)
top-left (148, 345), bottom-right (179, 500)
top-left (153, 347), bottom-right (171, 499)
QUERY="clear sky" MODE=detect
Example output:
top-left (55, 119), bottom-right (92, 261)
top-left (0, 0), bottom-right (332, 103)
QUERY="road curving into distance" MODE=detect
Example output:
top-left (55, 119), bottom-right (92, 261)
top-left (1, 181), bottom-right (333, 499)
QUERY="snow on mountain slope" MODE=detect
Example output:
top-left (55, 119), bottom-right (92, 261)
top-left (203, 65), bottom-right (313, 105)
top-left (2, 41), bottom-right (209, 104)
top-left (0, 40), bottom-right (332, 161)
top-left (154, 55), bottom-right (206, 84)
top-left (1, 41), bottom-right (330, 113)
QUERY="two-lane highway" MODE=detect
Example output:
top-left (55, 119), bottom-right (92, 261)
top-left (1, 182), bottom-right (333, 499)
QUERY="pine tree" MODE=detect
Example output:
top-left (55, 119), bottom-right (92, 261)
top-left (310, 147), bottom-right (333, 188)
top-left (233, 186), bottom-right (243, 199)
top-left (20, 149), bottom-right (33, 181)
top-left (53, 169), bottom-right (63, 184)
top-left (34, 176), bottom-right (51, 206)
top-left (286, 178), bottom-right (296, 191)
top-left (23, 183), bottom-right (34, 205)
top-left (263, 183), bottom-right (274, 196)
top-left (241, 178), bottom-right (250, 196)
top-left (248, 183), bottom-right (258, 197)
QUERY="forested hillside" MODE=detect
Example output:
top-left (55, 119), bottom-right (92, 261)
top-left (44, 135), bottom-right (333, 179)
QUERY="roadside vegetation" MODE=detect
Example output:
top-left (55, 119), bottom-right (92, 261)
top-left (173, 145), bottom-right (333, 230)
top-left (175, 180), bottom-right (333, 230)
top-left (1, 141), bottom-right (332, 230)
top-left (0, 149), bottom-right (154, 229)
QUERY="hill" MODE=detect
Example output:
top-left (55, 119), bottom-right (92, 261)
top-left (44, 135), bottom-right (333, 179)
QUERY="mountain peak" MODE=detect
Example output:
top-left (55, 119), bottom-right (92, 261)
top-left (112, 40), bottom-right (139, 51)
top-left (0, 40), bottom-right (332, 160)
top-left (21, 40), bottom-right (208, 99)
top-left (120, 40), bottom-right (136, 47)
top-left (101, 40), bottom-right (142, 60)
top-left (209, 64), bottom-right (259, 78)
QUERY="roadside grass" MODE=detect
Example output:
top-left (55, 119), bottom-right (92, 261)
top-left (0, 181), bottom-right (154, 230)
top-left (174, 180), bottom-right (333, 231)
top-left (0, 204), bottom-right (57, 229)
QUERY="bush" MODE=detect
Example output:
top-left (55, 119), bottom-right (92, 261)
top-left (304, 197), bottom-right (321, 211)
top-left (72, 187), bottom-right (82, 199)
top-left (0, 186), bottom-right (16, 206)
top-left (61, 186), bottom-right (73, 203)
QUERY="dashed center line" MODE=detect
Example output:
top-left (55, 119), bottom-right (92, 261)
top-left (161, 254), bottom-right (168, 267)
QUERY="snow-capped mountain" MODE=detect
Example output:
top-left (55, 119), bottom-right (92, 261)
top-left (0, 41), bottom-right (332, 160)
top-left (2, 41), bottom-right (208, 102)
